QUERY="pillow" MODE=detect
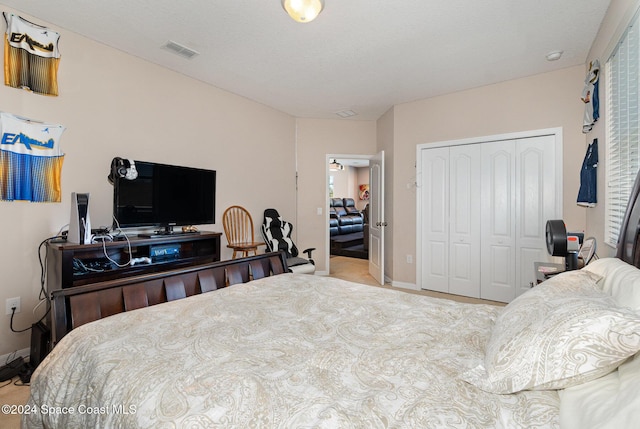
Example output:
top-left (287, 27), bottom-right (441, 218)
top-left (460, 270), bottom-right (640, 394)
top-left (559, 352), bottom-right (640, 429)
top-left (582, 257), bottom-right (640, 311)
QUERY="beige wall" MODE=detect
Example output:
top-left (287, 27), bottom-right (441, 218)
top-left (330, 166), bottom-right (369, 211)
top-left (0, 5), bottom-right (296, 356)
top-left (330, 167), bottom-right (355, 200)
top-left (584, 0), bottom-right (640, 257)
top-left (386, 66), bottom-right (586, 286)
top-left (295, 119), bottom-right (377, 274)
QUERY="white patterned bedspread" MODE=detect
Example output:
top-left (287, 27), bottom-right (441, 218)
top-left (24, 274), bottom-right (559, 428)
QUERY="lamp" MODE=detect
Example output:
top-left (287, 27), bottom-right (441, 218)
top-left (329, 158), bottom-right (344, 171)
top-left (282, 0), bottom-right (325, 23)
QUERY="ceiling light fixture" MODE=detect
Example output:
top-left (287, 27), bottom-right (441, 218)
top-left (546, 50), bottom-right (563, 61)
top-left (282, 0), bottom-right (325, 23)
top-left (329, 158), bottom-right (344, 171)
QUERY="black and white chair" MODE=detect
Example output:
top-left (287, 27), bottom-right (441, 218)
top-left (261, 208), bottom-right (315, 274)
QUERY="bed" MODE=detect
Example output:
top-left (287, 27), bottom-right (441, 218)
top-left (23, 176), bottom-right (640, 428)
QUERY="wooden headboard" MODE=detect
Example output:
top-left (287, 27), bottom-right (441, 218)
top-left (616, 169), bottom-right (640, 268)
top-left (50, 251), bottom-right (289, 344)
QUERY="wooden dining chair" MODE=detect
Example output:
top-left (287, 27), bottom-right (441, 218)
top-left (222, 205), bottom-right (265, 259)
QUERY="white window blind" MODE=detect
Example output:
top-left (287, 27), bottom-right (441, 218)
top-left (606, 10), bottom-right (640, 247)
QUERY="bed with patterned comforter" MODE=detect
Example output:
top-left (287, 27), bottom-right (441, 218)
top-left (24, 273), bottom-right (564, 428)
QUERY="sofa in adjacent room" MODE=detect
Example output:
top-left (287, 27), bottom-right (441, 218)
top-left (329, 198), bottom-right (367, 259)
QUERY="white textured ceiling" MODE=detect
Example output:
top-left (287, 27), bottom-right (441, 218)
top-left (2, 0), bottom-right (611, 120)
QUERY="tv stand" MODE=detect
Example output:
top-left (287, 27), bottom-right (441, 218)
top-left (47, 231), bottom-right (221, 289)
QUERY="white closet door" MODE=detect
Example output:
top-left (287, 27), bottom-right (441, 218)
top-left (418, 131), bottom-right (559, 303)
top-left (420, 147), bottom-right (449, 293)
top-left (480, 136), bottom-right (557, 302)
top-left (515, 135), bottom-right (557, 297)
top-left (480, 141), bottom-right (516, 302)
top-left (449, 145), bottom-right (481, 297)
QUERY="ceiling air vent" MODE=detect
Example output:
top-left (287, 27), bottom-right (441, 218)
top-left (335, 109), bottom-right (357, 118)
top-left (162, 40), bottom-right (199, 59)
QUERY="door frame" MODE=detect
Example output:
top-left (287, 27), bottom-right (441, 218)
top-left (415, 127), bottom-right (563, 292)
top-left (325, 153), bottom-right (375, 276)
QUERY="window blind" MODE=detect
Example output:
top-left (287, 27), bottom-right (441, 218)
top-left (606, 11), bottom-right (640, 247)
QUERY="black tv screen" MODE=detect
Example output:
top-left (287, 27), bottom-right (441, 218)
top-left (113, 161), bottom-right (216, 232)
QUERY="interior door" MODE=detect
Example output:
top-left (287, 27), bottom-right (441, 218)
top-left (369, 150), bottom-right (385, 284)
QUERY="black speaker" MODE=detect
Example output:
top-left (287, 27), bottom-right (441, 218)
top-left (29, 322), bottom-right (50, 370)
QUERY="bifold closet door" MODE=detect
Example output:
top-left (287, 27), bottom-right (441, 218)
top-left (514, 135), bottom-right (557, 298)
top-left (480, 141), bottom-right (517, 302)
top-left (420, 145), bottom-right (481, 297)
top-left (420, 147), bottom-right (450, 293)
top-left (448, 145), bottom-right (481, 297)
top-left (480, 136), bottom-right (557, 302)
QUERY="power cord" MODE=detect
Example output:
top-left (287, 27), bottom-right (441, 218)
top-left (102, 215), bottom-right (133, 267)
top-left (8, 236), bottom-right (56, 334)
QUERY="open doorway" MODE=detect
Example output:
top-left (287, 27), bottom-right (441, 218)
top-left (325, 153), bottom-right (384, 284)
top-left (328, 157), bottom-right (369, 260)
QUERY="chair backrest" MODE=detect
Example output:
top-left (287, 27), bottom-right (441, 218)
top-left (223, 205), bottom-right (255, 246)
top-left (261, 208), bottom-right (299, 258)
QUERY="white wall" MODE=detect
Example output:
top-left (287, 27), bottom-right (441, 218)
top-left (0, 5), bottom-right (296, 356)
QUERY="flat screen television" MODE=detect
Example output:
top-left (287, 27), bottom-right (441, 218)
top-left (113, 160), bottom-right (216, 235)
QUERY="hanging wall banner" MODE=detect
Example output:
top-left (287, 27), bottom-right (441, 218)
top-left (3, 12), bottom-right (61, 96)
top-left (0, 112), bottom-right (66, 202)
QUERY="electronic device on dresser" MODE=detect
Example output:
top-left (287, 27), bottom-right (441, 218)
top-left (111, 160), bottom-right (216, 237)
top-left (545, 219), bottom-right (583, 270)
top-left (68, 192), bottom-right (91, 244)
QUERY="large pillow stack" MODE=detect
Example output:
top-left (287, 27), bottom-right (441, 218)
top-left (461, 269), bottom-right (640, 394)
top-left (560, 257), bottom-right (640, 429)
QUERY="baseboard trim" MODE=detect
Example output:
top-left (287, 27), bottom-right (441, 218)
top-left (390, 280), bottom-right (419, 291)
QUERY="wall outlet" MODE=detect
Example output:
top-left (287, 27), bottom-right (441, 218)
top-left (6, 297), bottom-right (20, 315)
top-left (406, 254), bottom-right (413, 264)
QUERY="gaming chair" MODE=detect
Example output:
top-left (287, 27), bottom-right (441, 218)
top-left (261, 208), bottom-right (315, 274)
